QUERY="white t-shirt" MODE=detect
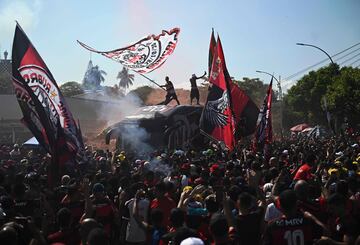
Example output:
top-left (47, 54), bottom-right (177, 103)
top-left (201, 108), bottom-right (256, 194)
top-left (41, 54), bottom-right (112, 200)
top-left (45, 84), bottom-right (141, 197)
top-left (264, 202), bottom-right (282, 222)
top-left (125, 198), bottom-right (149, 243)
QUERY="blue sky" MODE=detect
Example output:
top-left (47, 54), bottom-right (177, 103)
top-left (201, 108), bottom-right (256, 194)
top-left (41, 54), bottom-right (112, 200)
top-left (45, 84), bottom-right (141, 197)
top-left (0, 0), bottom-right (359, 91)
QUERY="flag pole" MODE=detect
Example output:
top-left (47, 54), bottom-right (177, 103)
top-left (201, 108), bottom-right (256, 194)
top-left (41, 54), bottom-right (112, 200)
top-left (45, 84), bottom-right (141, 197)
top-left (137, 73), bottom-right (166, 91)
top-left (200, 129), bottom-right (229, 151)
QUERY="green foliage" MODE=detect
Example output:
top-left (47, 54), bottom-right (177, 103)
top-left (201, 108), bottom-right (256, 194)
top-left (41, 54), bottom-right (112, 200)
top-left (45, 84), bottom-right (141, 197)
top-left (325, 66), bottom-right (360, 126)
top-left (0, 73), bottom-right (13, 94)
top-left (233, 77), bottom-right (282, 135)
top-left (60, 81), bottom-right (84, 97)
top-left (283, 64), bottom-right (360, 129)
top-left (234, 77), bottom-right (277, 106)
top-left (128, 86), bottom-right (154, 105)
top-left (117, 67), bottom-right (134, 91)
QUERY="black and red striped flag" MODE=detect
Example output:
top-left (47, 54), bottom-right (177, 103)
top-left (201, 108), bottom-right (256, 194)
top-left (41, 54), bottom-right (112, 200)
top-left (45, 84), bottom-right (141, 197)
top-left (12, 23), bottom-right (84, 185)
top-left (253, 78), bottom-right (273, 158)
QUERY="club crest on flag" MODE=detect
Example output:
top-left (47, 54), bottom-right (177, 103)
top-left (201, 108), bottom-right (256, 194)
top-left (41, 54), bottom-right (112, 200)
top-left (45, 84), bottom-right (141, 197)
top-left (203, 91), bottom-right (229, 127)
top-left (78, 28), bottom-right (180, 74)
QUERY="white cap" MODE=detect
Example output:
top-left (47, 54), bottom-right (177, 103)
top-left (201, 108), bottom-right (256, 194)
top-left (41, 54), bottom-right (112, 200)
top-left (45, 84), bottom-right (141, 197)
top-left (335, 151), bottom-right (344, 156)
top-left (180, 237), bottom-right (204, 245)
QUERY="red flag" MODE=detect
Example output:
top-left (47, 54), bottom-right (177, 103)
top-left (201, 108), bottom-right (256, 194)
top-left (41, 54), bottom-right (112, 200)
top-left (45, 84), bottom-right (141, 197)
top-left (200, 36), bottom-right (235, 150)
top-left (208, 28), bottom-right (216, 76)
top-left (216, 36), bottom-right (259, 139)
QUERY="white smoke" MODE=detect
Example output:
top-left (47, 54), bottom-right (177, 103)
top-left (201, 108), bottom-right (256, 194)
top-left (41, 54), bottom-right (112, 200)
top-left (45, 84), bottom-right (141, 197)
top-left (96, 90), bottom-right (155, 155)
top-left (145, 157), bottom-right (173, 177)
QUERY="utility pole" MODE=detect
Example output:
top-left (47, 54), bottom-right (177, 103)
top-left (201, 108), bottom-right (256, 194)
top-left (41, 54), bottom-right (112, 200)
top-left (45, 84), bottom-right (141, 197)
top-left (278, 75), bottom-right (283, 139)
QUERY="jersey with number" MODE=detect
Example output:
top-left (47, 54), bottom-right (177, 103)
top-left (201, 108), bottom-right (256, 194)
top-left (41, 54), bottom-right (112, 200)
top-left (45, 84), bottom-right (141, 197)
top-left (263, 213), bottom-right (322, 245)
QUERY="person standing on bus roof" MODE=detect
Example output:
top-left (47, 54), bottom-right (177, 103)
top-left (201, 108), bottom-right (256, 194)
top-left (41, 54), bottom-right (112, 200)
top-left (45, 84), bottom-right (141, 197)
top-left (158, 76), bottom-right (180, 105)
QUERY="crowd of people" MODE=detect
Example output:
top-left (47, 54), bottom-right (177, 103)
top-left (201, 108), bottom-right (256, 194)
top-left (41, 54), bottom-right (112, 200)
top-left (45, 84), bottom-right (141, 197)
top-left (0, 132), bottom-right (359, 245)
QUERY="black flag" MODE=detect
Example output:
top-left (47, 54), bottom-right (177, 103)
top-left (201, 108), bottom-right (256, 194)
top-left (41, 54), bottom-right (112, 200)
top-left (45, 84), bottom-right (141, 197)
top-left (12, 23), bottom-right (83, 185)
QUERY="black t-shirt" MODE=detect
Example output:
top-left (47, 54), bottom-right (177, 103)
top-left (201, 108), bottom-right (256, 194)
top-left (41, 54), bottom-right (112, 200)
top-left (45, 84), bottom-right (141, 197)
top-left (190, 77), bottom-right (198, 88)
top-left (14, 198), bottom-right (41, 217)
top-left (263, 212), bottom-right (323, 245)
top-left (165, 81), bottom-right (176, 95)
top-left (161, 227), bottom-right (198, 245)
top-left (235, 207), bottom-right (264, 245)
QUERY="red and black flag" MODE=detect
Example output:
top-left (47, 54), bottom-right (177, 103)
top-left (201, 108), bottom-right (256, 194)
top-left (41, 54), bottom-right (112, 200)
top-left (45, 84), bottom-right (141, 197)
top-left (12, 23), bottom-right (83, 184)
top-left (200, 36), bottom-right (235, 150)
top-left (229, 82), bottom-right (259, 139)
top-left (208, 28), bottom-right (216, 76)
top-left (253, 78), bottom-right (273, 157)
top-left (216, 39), bottom-right (259, 139)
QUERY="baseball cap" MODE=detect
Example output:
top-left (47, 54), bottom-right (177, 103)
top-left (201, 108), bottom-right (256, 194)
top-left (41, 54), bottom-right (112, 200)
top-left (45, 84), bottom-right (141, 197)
top-left (180, 237), bottom-right (204, 245)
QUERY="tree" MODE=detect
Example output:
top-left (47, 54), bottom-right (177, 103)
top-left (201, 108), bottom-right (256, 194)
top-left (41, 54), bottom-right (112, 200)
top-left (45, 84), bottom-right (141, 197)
top-left (117, 67), bottom-right (134, 92)
top-left (60, 81), bottom-right (84, 97)
top-left (234, 77), bottom-right (277, 106)
top-left (91, 65), bottom-right (107, 88)
top-left (82, 60), bottom-right (107, 90)
top-left (282, 63), bottom-right (360, 130)
top-left (325, 66), bottom-right (360, 128)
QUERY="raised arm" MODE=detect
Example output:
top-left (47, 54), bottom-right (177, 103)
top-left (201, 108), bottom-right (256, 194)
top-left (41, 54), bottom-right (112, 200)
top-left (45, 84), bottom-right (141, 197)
top-left (196, 71), bottom-right (207, 79)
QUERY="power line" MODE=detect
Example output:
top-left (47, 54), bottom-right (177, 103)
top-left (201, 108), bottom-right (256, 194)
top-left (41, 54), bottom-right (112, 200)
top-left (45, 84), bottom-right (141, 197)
top-left (349, 57), bottom-right (360, 66)
top-left (334, 46), bottom-right (360, 62)
top-left (339, 52), bottom-right (360, 66)
top-left (282, 53), bottom-right (360, 88)
top-left (284, 41), bottom-right (360, 81)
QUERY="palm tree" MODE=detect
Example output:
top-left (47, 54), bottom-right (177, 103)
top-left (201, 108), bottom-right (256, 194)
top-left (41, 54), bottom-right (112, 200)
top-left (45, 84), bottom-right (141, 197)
top-left (117, 67), bottom-right (134, 93)
top-left (91, 65), bottom-right (107, 89)
top-left (83, 61), bottom-right (107, 90)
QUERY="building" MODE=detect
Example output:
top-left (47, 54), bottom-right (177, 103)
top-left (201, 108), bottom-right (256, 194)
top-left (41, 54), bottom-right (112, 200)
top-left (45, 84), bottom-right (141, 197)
top-left (0, 50), bottom-right (11, 75)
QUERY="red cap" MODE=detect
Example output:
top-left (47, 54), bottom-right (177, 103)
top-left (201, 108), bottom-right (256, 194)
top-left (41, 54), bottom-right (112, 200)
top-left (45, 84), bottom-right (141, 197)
top-left (210, 164), bottom-right (219, 173)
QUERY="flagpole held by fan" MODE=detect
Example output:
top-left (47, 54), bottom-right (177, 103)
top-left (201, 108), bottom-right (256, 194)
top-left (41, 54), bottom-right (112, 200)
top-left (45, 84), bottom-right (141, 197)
top-left (137, 73), bottom-right (166, 91)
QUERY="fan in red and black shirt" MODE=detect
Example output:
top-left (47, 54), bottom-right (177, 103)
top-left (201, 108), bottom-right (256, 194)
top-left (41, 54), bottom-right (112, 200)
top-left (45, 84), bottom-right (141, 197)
top-left (294, 180), bottom-right (327, 223)
top-left (150, 181), bottom-right (176, 228)
top-left (47, 208), bottom-right (80, 245)
top-left (263, 190), bottom-right (324, 245)
top-left (318, 193), bottom-right (360, 245)
top-left (293, 154), bottom-right (317, 182)
top-left (81, 182), bottom-right (117, 236)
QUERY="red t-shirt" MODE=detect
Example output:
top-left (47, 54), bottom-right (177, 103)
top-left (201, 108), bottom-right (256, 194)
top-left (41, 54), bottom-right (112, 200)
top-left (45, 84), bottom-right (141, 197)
top-left (47, 229), bottom-right (80, 245)
top-left (151, 194), bottom-right (176, 228)
top-left (293, 163), bottom-right (313, 181)
top-left (263, 212), bottom-right (322, 245)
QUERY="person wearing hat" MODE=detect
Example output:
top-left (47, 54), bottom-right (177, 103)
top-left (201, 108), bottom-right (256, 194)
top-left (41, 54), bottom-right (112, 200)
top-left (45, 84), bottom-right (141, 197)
top-left (82, 181), bottom-right (116, 236)
top-left (189, 71), bottom-right (206, 105)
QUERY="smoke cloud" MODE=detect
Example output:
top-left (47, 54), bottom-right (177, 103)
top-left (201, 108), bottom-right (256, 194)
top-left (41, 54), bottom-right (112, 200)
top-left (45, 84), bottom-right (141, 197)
top-left (95, 90), bottom-right (154, 155)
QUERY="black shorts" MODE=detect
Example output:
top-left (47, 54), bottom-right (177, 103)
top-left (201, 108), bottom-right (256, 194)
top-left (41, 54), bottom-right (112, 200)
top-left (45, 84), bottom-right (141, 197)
top-left (190, 88), bottom-right (199, 99)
